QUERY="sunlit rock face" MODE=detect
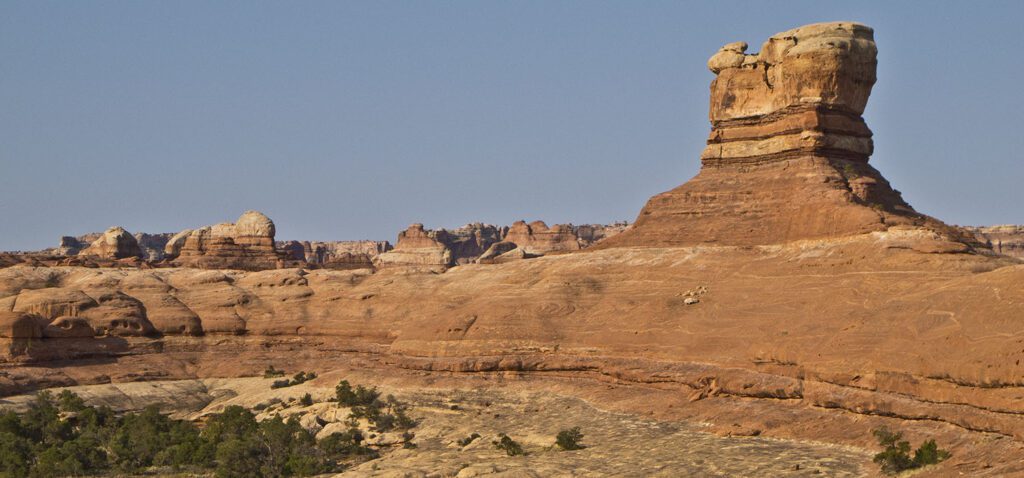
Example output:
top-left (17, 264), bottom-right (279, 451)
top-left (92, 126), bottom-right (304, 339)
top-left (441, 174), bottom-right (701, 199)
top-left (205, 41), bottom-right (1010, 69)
top-left (599, 22), bottom-right (975, 250)
top-left (163, 211), bottom-right (284, 271)
top-left (79, 227), bottom-right (143, 259)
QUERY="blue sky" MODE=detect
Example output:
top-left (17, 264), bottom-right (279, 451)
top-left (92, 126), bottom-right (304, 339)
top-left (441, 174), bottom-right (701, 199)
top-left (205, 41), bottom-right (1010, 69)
top-left (2, 1), bottom-right (1022, 250)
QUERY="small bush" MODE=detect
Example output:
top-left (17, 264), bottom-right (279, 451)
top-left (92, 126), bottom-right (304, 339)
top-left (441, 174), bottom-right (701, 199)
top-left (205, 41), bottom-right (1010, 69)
top-left (555, 427), bottom-right (585, 451)
top-left (262, 366), bottom-right (286, 378)
top-left (492, 433), bottom-right (525, 456)
top-left (299, 393), bottom-right (314, 407)
top-left (335, 380), bottom-right (380, 407)
top-left (269, 371), bottom-right (316, 389)
top-left (457, 433), bottom-right (480, 447)
top-left (913, 439), bottom-right (951, 467)
top-left (872, 427), bottom-right (950, 475)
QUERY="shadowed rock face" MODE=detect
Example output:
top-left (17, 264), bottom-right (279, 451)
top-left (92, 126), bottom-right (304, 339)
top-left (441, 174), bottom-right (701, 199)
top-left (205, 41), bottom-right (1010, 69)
top-left (599, 22), bottom-right (973, 250)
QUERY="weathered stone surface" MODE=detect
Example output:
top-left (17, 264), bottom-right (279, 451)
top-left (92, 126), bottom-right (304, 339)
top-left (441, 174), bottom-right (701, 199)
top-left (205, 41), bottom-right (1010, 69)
top-left (79, 227), bottom-right (142, 259)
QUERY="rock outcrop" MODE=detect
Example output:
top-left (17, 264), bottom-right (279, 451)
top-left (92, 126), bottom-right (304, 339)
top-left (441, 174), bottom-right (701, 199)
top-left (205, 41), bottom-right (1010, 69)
top-left (163, 211), bottom-right (285, 271)
top-left (598, 22), bottom-right (973, 250)
top-left (376, 224), bottom-right (453, 272)
top-left (966, 225), bottom-right (1024, 259)
top-left (278, 240), bottom-right (392, 270)
top-left (377, 221), bottom-right (628, 270)
top-left (503, 221), bottom-right (580, 255)
top-left (133, 233), bottom-right (174, 261)
top-left (78, 227), bottom-right (143, 259)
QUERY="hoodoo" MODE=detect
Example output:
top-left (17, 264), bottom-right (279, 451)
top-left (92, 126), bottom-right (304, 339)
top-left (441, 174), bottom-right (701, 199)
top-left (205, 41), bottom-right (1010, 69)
top-left (601, 22), bottom-right (970, 249)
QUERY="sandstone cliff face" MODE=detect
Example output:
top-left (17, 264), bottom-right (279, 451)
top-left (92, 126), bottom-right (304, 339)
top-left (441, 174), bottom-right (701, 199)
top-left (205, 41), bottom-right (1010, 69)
top-left (966, 225), bottom-right (1024, 258)
top-left (599, 22), bottom-right (972, 250)
top-left (163, 211), bottom-right (284, 271)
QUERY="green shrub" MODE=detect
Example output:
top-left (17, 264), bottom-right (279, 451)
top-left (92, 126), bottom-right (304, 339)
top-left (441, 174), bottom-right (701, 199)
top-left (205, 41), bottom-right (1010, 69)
top-left (300, 393), bottom-right (314, 406)
top-left (872, 427), bottom-right (951, 475)
top-left (269, 371), bottom-right (317, 389)
top-left (263, 366), bottom-right (286, 378)
top-left (913, 439), bottom-right (951, 467)
top-left (335, 380), bottom-right (380, 407)
top-left (555, 427), bottom-right (585, 451)
top-left (492, 433), bottom-right (526, 456)
top-left (457, 433), bottom-right (480, 447)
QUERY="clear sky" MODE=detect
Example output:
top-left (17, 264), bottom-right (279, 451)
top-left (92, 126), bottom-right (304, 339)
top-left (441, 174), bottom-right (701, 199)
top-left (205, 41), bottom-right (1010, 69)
top-left (2, 1), bottom-right (1022, 251)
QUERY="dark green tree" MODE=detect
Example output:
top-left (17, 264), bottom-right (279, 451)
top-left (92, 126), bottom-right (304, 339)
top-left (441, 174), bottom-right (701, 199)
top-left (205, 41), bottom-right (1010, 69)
top-left (555, 427), bottom-right (585, 451)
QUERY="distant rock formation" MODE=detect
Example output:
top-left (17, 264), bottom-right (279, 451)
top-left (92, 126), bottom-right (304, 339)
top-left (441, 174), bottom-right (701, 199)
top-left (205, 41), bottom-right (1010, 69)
top-left (134, 233), bottom-right (174, 261)
top-left (504, 221), bottom-right (581, 255)
top-left (163, 211), bottom-right (286, 271)
top-left (50, 230), bottom-right (170, 261)
top-left (965, 225), bottom-right (1024, 258)
top-left (378, 221), bottom-right (628, 270)
top-left (277, 240), bottom-right (392, 270)
top-left (376, 224), bottom-right (454, 272)
top-left (598, 22), bottom-right (975, 251)
top-left (78, 227), bottom-right (143, 259)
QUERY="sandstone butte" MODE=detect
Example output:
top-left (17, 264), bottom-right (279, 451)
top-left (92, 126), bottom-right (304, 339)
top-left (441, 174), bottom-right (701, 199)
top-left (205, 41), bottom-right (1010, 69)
top-left (1, 21), bottom-right (1024, 475)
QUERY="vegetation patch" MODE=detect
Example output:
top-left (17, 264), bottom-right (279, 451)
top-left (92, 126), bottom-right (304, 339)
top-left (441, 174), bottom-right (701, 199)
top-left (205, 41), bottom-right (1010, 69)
top-left (872, 426), bottom-right (951, 475)
top-left (270, 371), bottom-right (317, 389)
top-left (555, 427), bottom-right (585, 451)
top-left (0, 381), bottom-right (418, 477)
top-left (492, 433), bottom-right (526, 456)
